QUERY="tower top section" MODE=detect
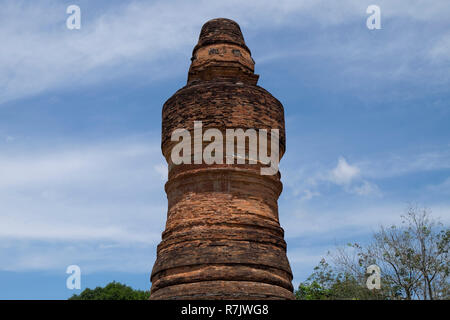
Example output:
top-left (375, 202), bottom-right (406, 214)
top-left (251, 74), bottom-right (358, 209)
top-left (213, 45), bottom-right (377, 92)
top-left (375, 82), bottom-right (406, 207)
top-left (188, 18), bottom-right (259, 85)
top-left (194, 18), bottom-right (250, 53)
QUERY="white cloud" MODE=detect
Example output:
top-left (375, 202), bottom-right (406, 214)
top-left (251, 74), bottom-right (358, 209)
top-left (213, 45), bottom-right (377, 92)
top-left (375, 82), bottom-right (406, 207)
top-left (330, 157), bottom-right (360, 185)
top-left (0, 141), bottom-right (160, 188)
top-left (429, 33), bottom-right (450, 62)
top-left (284, 145), bottom-right (450, 202)
top-left (357, 147), bottom-right (450, 179)
top-left (0, 240), bottom-right (158, 273)
top-left (328, 157), bottom-right (381, 196)
top-left (1, 0), bottom-right (450, 278)
top-left (284, 156), bottom-right (379, 199)
top-left (1, 0), bottom-right (450, 104)
top-left (351, 180), bottom-right (380, 196)
top-left (282, 202), bottom-right (406, 240)
top-left (297, 189), bottom-right (320, 201)
top-left (0, 137), bottom-right (167, 271)
top-left (427, 177), bottom-right (450, 195)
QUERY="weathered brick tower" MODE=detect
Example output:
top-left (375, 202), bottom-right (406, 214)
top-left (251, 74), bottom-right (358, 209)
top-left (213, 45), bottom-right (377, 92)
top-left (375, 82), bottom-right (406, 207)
top-left (150, 18), bottom-right (294, 299)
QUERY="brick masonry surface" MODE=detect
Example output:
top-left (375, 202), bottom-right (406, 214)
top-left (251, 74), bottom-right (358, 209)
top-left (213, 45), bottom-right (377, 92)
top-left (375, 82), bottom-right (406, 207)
top-left (150, 18), bottom-right (295, 300)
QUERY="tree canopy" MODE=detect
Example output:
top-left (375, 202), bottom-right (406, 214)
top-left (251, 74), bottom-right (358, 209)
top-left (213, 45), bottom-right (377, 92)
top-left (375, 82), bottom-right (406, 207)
top-left (296, 206), bottom-right (449, 300)
top-left (68, 281), bottom-right (150, 300)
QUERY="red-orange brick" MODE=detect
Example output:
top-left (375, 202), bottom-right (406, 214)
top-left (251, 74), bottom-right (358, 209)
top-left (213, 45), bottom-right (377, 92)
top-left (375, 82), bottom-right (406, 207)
top-left (150, 18), bottom-right (294, 300)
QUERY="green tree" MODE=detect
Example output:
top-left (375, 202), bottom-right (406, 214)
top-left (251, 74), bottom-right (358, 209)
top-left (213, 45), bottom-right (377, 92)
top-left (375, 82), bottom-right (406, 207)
top-left (296, 206), bottom-right (449, 300)
top-left (295, 258), bottom-right (386, 300)
top-left (69, 281), bottom-right (150, 300)
top-left (339, 206), bottom-right (449, 300)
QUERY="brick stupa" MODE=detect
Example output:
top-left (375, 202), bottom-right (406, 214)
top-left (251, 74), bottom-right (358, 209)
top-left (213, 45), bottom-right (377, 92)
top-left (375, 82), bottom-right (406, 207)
top-left (150, 18), bottom-right (294, 300)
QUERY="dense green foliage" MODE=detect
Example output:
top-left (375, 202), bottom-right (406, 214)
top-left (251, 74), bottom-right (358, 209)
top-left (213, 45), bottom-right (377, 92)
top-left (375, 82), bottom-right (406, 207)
top-left (69, 281), bottom-right (150, 300)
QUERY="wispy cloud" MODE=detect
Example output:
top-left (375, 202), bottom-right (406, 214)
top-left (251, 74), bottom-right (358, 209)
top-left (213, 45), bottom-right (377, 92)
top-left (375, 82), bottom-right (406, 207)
top-left (330, 157), bottom-right (360, 185)
top-left (357, 147), bottom-right (450, 179)
top-left (282, 203), bottom-right (403, 240)
top-left (1, 0), bottom-right (450, 285)
top-left (427, 177), bottom-right (450, 195)
top-left (284, 145), bottom-right (450, 202)
top-left (0, 138), bottom-right (392, 274)
top-left (285, 156), bottom-right (380, 199)
top-left (0, 137), bottom-right (167, 271)
top-left (1, 0), bottom-right (449, 104)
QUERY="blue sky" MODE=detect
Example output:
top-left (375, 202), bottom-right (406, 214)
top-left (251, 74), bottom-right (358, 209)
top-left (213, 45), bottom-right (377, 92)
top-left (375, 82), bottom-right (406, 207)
top-left (0, 0), bottom-right (449, 299)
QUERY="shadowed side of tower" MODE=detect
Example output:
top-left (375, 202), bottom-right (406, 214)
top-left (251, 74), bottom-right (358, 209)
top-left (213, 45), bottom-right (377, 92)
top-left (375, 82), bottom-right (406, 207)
top-left (150, 18), bottom-right (294, 300)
